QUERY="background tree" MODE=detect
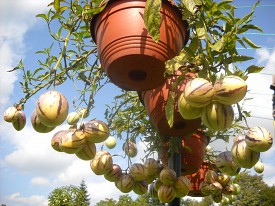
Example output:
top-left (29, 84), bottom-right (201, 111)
top-left (79, 180), bottom-right (91, 206)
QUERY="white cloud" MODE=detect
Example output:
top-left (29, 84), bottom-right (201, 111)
top-left (3, 192), bottom-right (47, 206)
top-left (31, 177), bottom-right (51, 187)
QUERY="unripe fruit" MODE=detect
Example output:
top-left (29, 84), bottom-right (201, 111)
top-left (145, 175), bottom-right (155, 185)
top-left (115, 174), bottom-right (135, 193)
top-left (217, 174), bottom-right (230, 187)
top-left (12, 111), bottom-right (26, 131)
top-left (245, 126), bottom-right (273, 152)
top-left (178, 93), bottom-right (203, 119)
top-left (149, 183), bottom-right (158, 198)
top-left (84, 120), bottom-right (109, 143)
top-left (144, 158), bottom-right (159, 177)
top-left (129, 163), bottom-right (146, 181)
top-left (231, 140), bottom-right (260, 169)
top-left (31, 110), bottom-right (55, 133)
top-left (3, 106), bottom-right (19, 122)
top-left (200, 181), bottom-right (211, 196)
top-left (133, 180), bottom-right (148, 195)
top-left (254, 161), bottom-right (264, 174)
top-left (202, 102), bottom-right (234, 131)
top-left (36, 91), bottom-right (69, 127)
top-left (153, 179), bottom-right (163, 191)
top-left (159, 167), bottom-right (177, 186)
top-left (67, 112), bottom-right (79, 125)
top-left (212, 193), bottom-right (223, 203)
top-left (221, 196), bottom-right (230, 205)
top-left (229, 194), bottom-right (237, 203)
top-left (214, 75), bottom-right (247, 105)
top-left (215, 151), bottom-right (240, 176)
top-left (205, 170), bottom-right (218, 184)
top-left (75, 141), bottom-right (96, 160)
top-left (77, 108), bottom-right (89, 118)
top-left (90, 151), bottom-right (113, 175)
top-left (59, 129), bottom-right (86, 154)
top-left (105, 136), bottom-right (117, 149)
top-left (233, 183), bottom-right (241, 195)
top-left (184, 78), bottom-right (214, 108)
top-left (174, 176), bottom-right (191, 198)
top-left (104, 164), bottom-right (122, 182)
top-left (158, 184), bottom-right (176, 203)
top-left (222, 184), bottom-right (234, 195)
top-left (51, 130), bottom-right (65, 152)
top-left (123, 141), bottom-right (137, 158)
top-left (209, 181), bottom-right (223, 195)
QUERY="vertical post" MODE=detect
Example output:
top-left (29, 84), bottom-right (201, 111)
top-left (270, 74), bottom-right (275, 124)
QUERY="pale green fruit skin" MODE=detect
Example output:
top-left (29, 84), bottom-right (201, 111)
top-left (245, 126), bottom-right (273, 152)
top-left (133, 180), bottom-right (148, 195)
top-left (154, 179), bottom-right (163, 191)
top-left (77, 108), bottom-right (90, 118)
top-left (174, 176), bottom-right (191, 198)
top-left (51, 130), bottom-right (66, 152)
top-left (3, 106), bottom-right (19, 122)
top-left (84, 120), bottom-right (109, 143)
top-left (144, 158), bottom-right (159, 176)
top-left (31, 110), bottom-right (55, 133)
top-left (59, 129), bottom-right (86, 154)
top-left (105, 136), bottom-right (117, 149)
top-left (145, 174), bottom-right (155, 185)
top-left (90, 151), bottom-right (113, 175)
top-left (104, 164), bottom-right (122, 182)
top-left (12, 111), bottom-right (26, 131)
top-left (221, 196), bottom-right (230, 205)
top-left (123, 141), bottom-right (137, 158)
top-left (254, 161), bottom-right (264, 173)
top-left (115, 174), bottom-right (135, 193)
top-left (231, 140), bottom-right (260, 169)
top-left (202, 102), bottom-right (234, 131)
top-left (67, 112), bottom-right (79, 125)
top-left (158, 184), bottom-right (176, 203)
top-left (214, 75), bottom-right (247, 105)
top-left (215, 151), bottom-right (240, 176)
top-left (178, 93), bottom-right (203, 119)
top-left (75, 140), bottom-right (96, 160)
top-left (129, 163), bottom-right (146, 181)
top-left (205, 170), bottom-right (218, 184)
top-left (36, 91), bottom-right (69, 127)
top-left (233, 184), bottom-right (241, 195)
top-left (184, 78), bottom-right (214, 108)
top-left (159, 167), bottom-right (177, 186)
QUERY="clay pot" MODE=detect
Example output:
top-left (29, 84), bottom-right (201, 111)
top-left (139, 72), bottom-right (201, 136)
top-left (185, 162), bottom-right (217, 197)
top-left (90, 0), bottom-right (189, 91)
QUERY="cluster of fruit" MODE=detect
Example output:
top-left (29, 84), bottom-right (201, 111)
top-left (3, 106), bottom-right (26, 131)
top-left (148, 167), bottom-right (191, 203)
top-left (200, 170), bottom-right (240, 204)
top-left (178, 75), bottom-right (247, 131)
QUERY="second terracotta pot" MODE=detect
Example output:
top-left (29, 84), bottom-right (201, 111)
top-left (90, 0), bottom-right (189, 91)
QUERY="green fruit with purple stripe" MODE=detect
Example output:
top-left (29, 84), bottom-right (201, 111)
top-left (123, 141), bottom-right (138, 158)
top-left (217, 174), bottom-right (230, 187)
top-left (231, 140), bottom-right (260, 169)
top-left (144, 158), bottom-right (159, 176)
top-left (3, 106), bottom-right (19, 122)
top-left (178, 93), bottom-right (203, 119)
top-left (12, 111), bottom-right (26, 131)
top-left (200, 181), bottom-right (211, 196)
top-left (129, 163), bottom-right (146, 181)
top-left (84, 120), bottom-right (109, 143)
top-left (90, 151), bottom-right (113, 175)
top-left (75, 140), bottom-right (96, 160)
top-left (210, 181), bottom-right (223, 195)
top-left (212, 193), bottom-right (223, 203)
top-left (222, 184), bottom-right (234, 195)
top-left (214, 75), bottom-right (247, 105)
top-left (184, 78), bottom-right (214, 108)
top-left (31, 110), bottom-right (55, 133)
top-left (36, 91), bottom-right (69, 127)
top-left (254, 161), bottom-right (264, 174)
top-left (174, 176), bottom-right (191, 198)
top-left (205, 170), bottom-right (218, 183)
top-left (133, 180), bottom-right (148, 195)
top-left (159, 167), bottom-right (177, 186)
top-left (215, 151), bottom-right (240, 176)
top-left (51, 130), bottom-right (66, 152)
top-left (59, 129), bottom-right (86, 154)
top-left (154, 179), bottom-right (163, 191)
top-left (104, 164), bottom-right (122, 182)
top-left (158, 184), bottom-right (176, 203)
top-left (115, 174), bottom-right (135, 193)
top-left (202, 102), bottom-right (234, 131)
top-left (245, 126), bottom-right (273, 152)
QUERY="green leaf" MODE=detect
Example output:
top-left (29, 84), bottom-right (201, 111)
top-left (144, 0), bottom-right (161, 43)
top-left (165, 92), bottom-right (175, 129)
top-left (237, 24), bottom-right (263, 34)
top-left (195, 21), bottom-right (206, 39)
top-left (242, 37), bottom-right (261, 49)
top-left (245, 65), bottom-right (264, 74)
top-left (182, 0), bottom-right (202, 14)
top-left (54, 0), bottom-right (60, 10)
top-left (36, 13), bottom-right (48, 22)
top-left (225, 55), bottom-right (254, 64)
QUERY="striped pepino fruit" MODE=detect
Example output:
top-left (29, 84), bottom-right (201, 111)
top-left (254, 161), bottom-right (264, 174)
top-left (183, 78), bottom-right (214, 108)
top-left (201, 102), bottom-right (234, 131)
top-left (178, 93), bottom-right (203, 119)
top-left (133, 180), bottom-right (148, 195)
top-left (90, 151), bottom-right (113, 175)
top-left (154, 179), bottom-right (163, 191)
top-left (12, 111), bottom-right (26, 131)
top-left (159, 167), bottom-right (177, 186)
top-left (75, 140), bottom-right (96, 160)
top-left (205, 170), bottom-right (218, 184)
top-left (84, 119), bottom-right (109, 143)
top-left (51, 130), bottom-right (66, 152)
top-left (104, 164), bottom-right (122, 182)
top-left (209, 181), bottom-right (223, 195)
top-left (158, 184), bottom-right (176, 203)
top-left (59, 129), bottom-right (86, 154)
top-left (222, 184), bottom-right (235, 195)
top-left (3, 106), bottom-right (19, 122)
top-left (217, 174), bottom-right (231, 187)
top-left (231, 139), bottom-right (260, 169)
top-left (31, 109), bottom-right (55, 133)
top-left (212, 193), bottom-right (223, 203)
top-left (67, 112), bottom-right (79, 125)
top-left (123, 141), bottom-right (138, 158)
top-left (144, 158), bottom-right (159, 177)
top-left (245, 126), bottom-right (273, 152)
top-left (200, 181), bottom-right (211, 196)
top-left (214, 75), bottom-right (247, 105)
top-left (115, 174), bottom-right (135, 193)
top-left (129, 163), bottom-right (146, 181)
top-left (215, 151), bottom-right (240, 176)
top-left (36, 91), bottom-right (69, 127)
top-left (174, 176), bottom-right (191, 198)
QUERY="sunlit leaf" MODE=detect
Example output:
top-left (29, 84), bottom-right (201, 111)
top-left (182, 0), bottom-right (202, 14)
top-left (245, 65), bottom-right (264, 74)
top-left (242, 37), bottom-right (261, 49)
top-left (165, 92), bottom-right (175, 129)
top-left (54, 0), bottom-right (60, 10)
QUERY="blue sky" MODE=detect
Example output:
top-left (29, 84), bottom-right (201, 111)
top-left (0, 0), bottom-right (274, 205)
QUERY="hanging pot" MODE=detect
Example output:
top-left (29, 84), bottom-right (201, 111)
top-left (185, 161), bottom-right (217, 197)
top-left (139, 72), bottom-right (201, 136)
top-left (90, 0), bottom-right (189, 91)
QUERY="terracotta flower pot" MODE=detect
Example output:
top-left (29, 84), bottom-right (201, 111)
top-left (139, 72), bottom-right (201, 136)
top-left (90, 0), bottom-right (189, 91)
top-left (185, 162), bottom-right (217, 197)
